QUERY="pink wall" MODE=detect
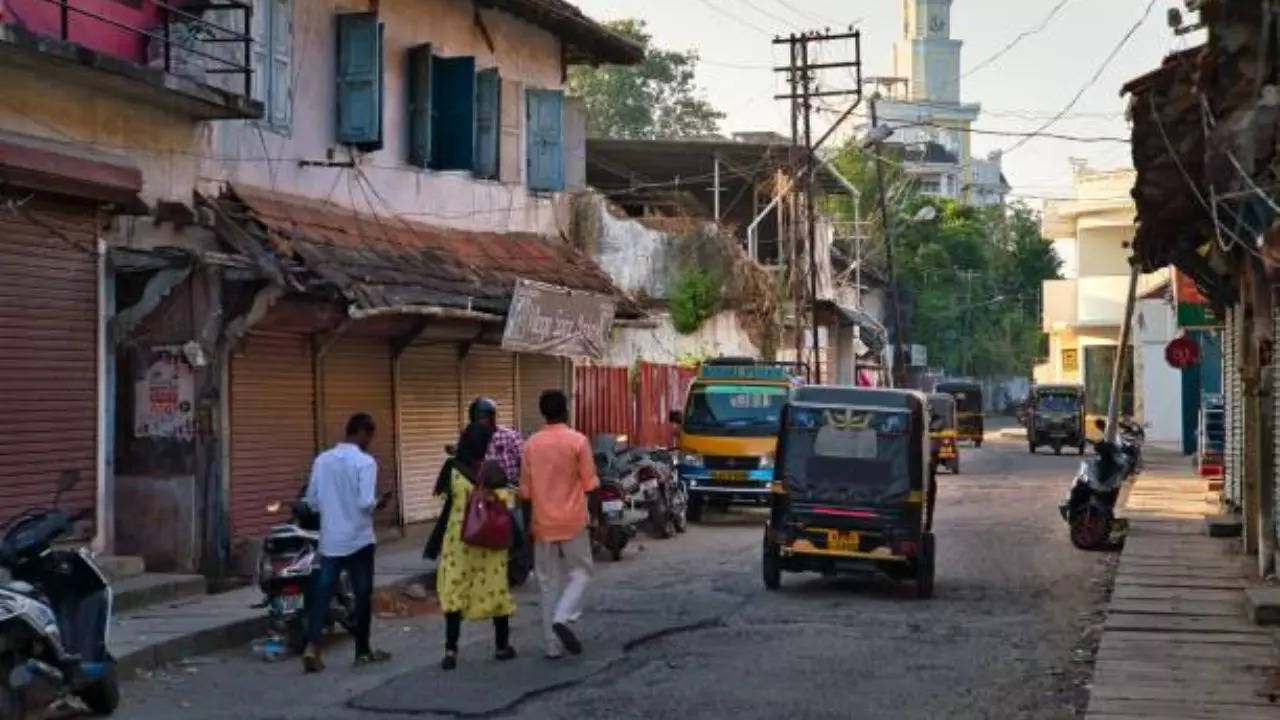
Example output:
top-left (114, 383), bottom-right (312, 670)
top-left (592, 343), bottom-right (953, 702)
top-left (2, 0), bottom-right (164, 63)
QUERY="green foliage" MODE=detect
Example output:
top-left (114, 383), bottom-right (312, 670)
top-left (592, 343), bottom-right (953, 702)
top-left (670, 268), bottom-right (721, 334)
top-left (826, 142), bottom-right (1062, 377)
top-left (568, 19), bottom-right (724, 139)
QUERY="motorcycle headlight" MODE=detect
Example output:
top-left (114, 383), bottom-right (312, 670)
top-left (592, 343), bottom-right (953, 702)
top-left (758, 455), bottom-right (774, 470)
top-left (680, 452), bottom-right (704, 468)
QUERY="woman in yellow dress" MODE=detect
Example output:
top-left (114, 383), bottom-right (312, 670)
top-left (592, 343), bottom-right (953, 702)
top-left (435, 422), bottom-right (517, 669)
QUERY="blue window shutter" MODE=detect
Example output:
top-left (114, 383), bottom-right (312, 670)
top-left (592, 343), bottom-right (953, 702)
top-left (336, 13), bottom-right (383, 149)
top-left (526, 89), bottom-right (564, 192)
top-left (406, 44), bottom-right (433, 168)
top-left (473, 69), bottom-right (500, 179)
top-left (429, 56), bottom-right (476, 171)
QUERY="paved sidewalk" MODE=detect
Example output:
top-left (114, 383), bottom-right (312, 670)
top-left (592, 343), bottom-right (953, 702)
top-left (1085, 450), bottom-right (1280, 719)
top-left (109, 535), bottom-right (430, 676)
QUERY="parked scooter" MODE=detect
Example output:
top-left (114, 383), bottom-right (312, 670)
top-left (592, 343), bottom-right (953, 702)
top-left (1059, 419), bottom-right (1141, 550)
top-left (617, 447), bottom-right (686, 539)
top-left (256, 486), bottom-right (358, 652)
top-left (0, 470), bottom-right (118, 719)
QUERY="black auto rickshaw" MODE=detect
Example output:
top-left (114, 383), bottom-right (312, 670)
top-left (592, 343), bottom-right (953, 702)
top-left (1027, 384), bottom-right (1086, 455)
top-left (936, 381), bottom-right (983, 447)
top-left (928, 393), bottom-right (960, 474)
top-left (763, 386), bottom-right (936, 598)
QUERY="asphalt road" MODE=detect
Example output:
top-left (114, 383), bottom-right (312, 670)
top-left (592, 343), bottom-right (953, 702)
top-left (117, 431), bottom-right (1115, 720)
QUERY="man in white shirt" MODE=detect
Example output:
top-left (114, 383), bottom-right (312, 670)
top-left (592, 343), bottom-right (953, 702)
top-left (301, 413), bottom-right (391, 673)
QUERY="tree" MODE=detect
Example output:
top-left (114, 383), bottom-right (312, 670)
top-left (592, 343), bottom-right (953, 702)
top-left (568, 19), bottom-right (724, 139)
top-left (824, 141), bottom-right (1062, 378)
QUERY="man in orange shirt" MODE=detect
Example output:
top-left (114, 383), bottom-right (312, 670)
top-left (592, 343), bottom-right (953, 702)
top-left (519, 389), bottom-right (599, 658)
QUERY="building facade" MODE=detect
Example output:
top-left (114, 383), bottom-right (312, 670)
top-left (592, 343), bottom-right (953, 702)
top-left (0, 0), bottom-right (639, 573)
top-left (875, 0), bottom-right (1008, 207)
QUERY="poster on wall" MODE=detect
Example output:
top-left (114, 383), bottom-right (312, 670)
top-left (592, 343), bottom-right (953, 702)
top-left (1173, 269), bottom-right (1219, 328)
top-left (134, 349), bottom-right (196, 440)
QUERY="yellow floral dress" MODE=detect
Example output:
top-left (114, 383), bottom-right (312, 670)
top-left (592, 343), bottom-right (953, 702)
top-left (435, 469), bottom-right (516, 620)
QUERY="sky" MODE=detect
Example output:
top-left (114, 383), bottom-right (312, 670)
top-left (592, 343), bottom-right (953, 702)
top-left (571, 0), bottom-right (1201, 204)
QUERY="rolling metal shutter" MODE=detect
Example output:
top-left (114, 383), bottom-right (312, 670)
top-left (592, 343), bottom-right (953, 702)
top-left (0, 199), bottom-right (99, 528)
top-left (1274, 301), bottom-right (1280, 539)
top-left (323, 337), bottom-right (398, 527)
top-left (1225, 308), bottom-right (1241, 510)
top-left (229, 332), bottom-right (315, 538)
top-left (463, 346), bottom-right (516, 429)
top-left (397, 343), bottom-right (461, 523)
top-left (518, 354), bottom-right (566, 434)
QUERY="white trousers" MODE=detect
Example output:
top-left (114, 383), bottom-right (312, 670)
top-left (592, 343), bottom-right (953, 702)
top-left (534, 531), bottom-right (593, 654)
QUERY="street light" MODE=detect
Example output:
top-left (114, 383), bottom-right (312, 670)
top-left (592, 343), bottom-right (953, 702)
top-left (912, 205), bottom-right (938, 223)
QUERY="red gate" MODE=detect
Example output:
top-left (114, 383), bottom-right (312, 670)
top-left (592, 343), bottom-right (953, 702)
top-left (635, 362), bottom-right (696, 448)
top-left (573, 363), bottom-right (695, 447)
top-left (573, 365), bottom-right (632, 439)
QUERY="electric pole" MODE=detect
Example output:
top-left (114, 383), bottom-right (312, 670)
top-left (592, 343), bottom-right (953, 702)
top-left (869, 95), bottom-right (908, 389)
top-left (773, 30), bottom-right (862, 384)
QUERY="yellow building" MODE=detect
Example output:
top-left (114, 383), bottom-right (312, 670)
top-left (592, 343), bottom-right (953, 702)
top-left (1035, 164), bottom-right (1169, 435)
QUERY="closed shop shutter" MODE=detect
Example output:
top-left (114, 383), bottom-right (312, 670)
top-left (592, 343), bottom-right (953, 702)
top-left (518, 354), bottom-right (566, 434)
top-left (0, 199), bottom-right (99, 528)
top-left (1273, 301), bottom-right (1280, 539)
top-left (323, 338), bottom-right (397, 526)
top-left (463, 346), bottom-right (516, 429)
top-left (397, 343), bottom-right (461, 523)
top-left (229, 332), bottom-right (315, 538)
top-left (1225, 308), bottom-right (1242, 509)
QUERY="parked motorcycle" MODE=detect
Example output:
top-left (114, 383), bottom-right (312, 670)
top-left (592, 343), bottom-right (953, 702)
top-left (0, 470), bottom-right (118, 719)
top-left (590, 436), bottom-right (650, 561)
top-left (256, 487), bottom-right (357, 652)
top-left (1059, 419), bottom-right (1141, 550)
top-left (618, 448), bottom-right (685, 539)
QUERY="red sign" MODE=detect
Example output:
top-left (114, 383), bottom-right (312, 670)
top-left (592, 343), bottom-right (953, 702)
top-left (1165, 336), bottom-right (1200, 369)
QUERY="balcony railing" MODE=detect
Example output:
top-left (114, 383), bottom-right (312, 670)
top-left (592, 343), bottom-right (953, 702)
top-left (12, 0), bottom-right (253, 98)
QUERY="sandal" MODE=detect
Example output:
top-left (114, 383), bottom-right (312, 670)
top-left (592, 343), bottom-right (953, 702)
top-left (495, 646), bottom-right (517, 661)
top-left (354, 649), bottom-right (392, 667)
top-left (441, 651), bottom-right (458, 671)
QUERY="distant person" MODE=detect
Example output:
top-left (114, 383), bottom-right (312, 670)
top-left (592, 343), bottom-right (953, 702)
top-left (470, 397), bottom-right (524, 484)
top-left (301, 413), bottom-right (392, 673)
top-left (519, 390), bottom-right (598, 659)
top-left (435, 421), bottom-right (517, 670)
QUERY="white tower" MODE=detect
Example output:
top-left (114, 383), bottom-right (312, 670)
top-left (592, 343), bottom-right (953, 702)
top-left (892, 0), bottom-right (963, 103)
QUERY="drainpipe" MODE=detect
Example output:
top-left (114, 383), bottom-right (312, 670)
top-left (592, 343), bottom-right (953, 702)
top-left (1104, 264), bottom-right (1141, 444)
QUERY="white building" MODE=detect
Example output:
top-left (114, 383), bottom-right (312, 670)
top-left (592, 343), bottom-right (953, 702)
top-left (874, 0), bottom-right (1008, 207)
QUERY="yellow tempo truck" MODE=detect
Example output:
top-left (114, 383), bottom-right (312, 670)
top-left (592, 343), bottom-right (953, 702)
top-left (670, 358), bottom-right (800, 522)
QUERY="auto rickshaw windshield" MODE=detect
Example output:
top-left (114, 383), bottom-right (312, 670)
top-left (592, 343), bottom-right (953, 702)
top-left (781, 406), bottom-right (913, 505)
top-left (1037, 394), bottom-right (1079, 413)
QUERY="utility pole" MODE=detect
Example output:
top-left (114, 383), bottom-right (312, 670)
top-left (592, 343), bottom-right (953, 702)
top-left (773, 29), bottom-right (862, 384)
top-left (869, 95), bottom-right (908, 388)
top-left (962, 270), bottom-right (978, 376)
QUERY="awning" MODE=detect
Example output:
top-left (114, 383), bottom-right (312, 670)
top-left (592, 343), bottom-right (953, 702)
top-left (212, 185), bottom-right (636, 320)
top-left (815, 300), bottom-right (888, 354)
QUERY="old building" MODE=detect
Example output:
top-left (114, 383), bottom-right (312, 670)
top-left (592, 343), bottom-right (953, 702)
top-left (0, 0), bottom-right (640, 573)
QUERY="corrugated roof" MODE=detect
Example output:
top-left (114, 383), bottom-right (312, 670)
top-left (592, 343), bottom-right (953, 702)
top-left (477, 0), bottom-right (643, 65)
top-left (220, 185), bottom-right (626, 317)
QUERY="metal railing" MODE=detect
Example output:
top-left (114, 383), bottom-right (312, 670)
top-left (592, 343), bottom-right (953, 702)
top-left (29, 0), bottom-right (253, 98)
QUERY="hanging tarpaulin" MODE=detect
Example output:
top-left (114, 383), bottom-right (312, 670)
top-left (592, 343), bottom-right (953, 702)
top-left (501, 279), bottom-right (616, 360)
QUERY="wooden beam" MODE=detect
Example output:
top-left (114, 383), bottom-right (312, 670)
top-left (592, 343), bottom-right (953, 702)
top-left (109, 264), bottom-right (192, 346)
top-left (390, 317), bottom-right (431, 358)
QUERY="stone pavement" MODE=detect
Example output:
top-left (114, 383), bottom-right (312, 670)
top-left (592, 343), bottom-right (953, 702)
top-left (1085, 450), bottom-right (1280, 719)
top-left (110, 535), bottom-right (430, 677)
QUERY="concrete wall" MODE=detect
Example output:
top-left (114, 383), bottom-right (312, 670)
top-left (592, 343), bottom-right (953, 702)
top-left (1134, 298), bottom-right (1182, 443)
top-left (207, 0), bottom-right (568, 235)
top-left (605, 311), bottom-right (760, 366)
top-left (1078, 225), bottom-right (1133, 277)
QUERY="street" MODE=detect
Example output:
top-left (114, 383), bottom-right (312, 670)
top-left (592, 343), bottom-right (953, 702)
top-left (117, 432), bottom-right (1114, 720)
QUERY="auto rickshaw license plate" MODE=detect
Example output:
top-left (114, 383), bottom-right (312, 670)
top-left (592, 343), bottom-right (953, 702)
top-left (710, 470), bottom-right (747, 482)
top-left (827, 531), bottom-right (860, 553)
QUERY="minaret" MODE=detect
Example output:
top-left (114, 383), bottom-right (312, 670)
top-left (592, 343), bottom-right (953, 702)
top-left (892, 0), bottom-right (963, 103)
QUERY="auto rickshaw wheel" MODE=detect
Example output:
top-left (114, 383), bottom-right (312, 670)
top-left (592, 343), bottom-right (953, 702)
top-left (1053, 444), bottom-right (1062, 456)
top-left (947, 457), bottom-right (960, 474)
top-left (1078, 443), bottom-right (1086, 455)
top-left (1028, 441), bottom-right (1036, 454)
top-left (762, 532), bottom-right (782, 590)
top-left (974, 437), bottom-right (983, 448)
top-left (915, 532), bottom-right (936, 599)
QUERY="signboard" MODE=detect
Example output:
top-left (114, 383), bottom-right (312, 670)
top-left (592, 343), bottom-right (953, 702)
top-left (1165, 335), bottom-right (1200, 369)
top-left (501, 279), bottom-right (616, 360)
top-left (1062, 348), bottom-right (1079, 374)
top-left (134, 349), bottom-right (195, 440)
top-left (1174, 269), bottom-right (1219, 327)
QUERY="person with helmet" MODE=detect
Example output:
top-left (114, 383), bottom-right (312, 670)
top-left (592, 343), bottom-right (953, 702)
top-left (469, 397), bottom-right (523, 485)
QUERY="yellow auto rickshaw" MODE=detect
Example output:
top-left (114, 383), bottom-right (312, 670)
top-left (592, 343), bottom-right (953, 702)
top-left (936, 381), bottom-right (984, 447)
top-left (928, 393), bottom-right (960, 474)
